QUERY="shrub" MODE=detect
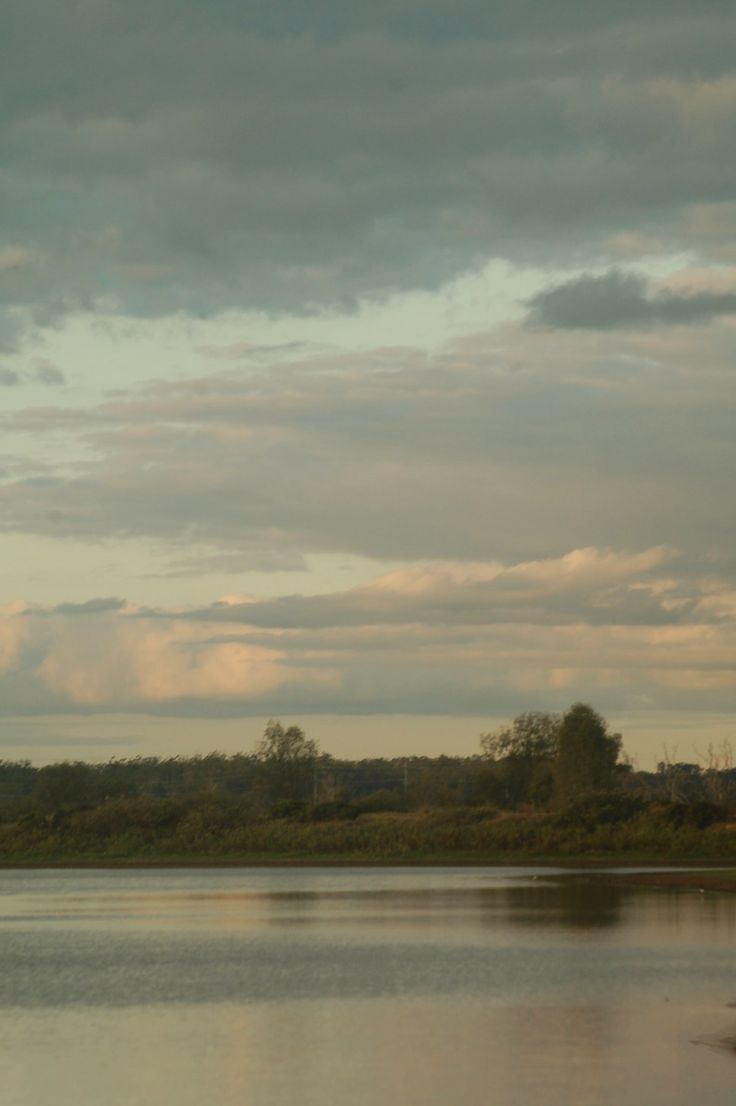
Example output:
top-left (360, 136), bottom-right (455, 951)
top-left (354, 789), bottom-right (407, 814)
top-left (555, 792), bottom-right (645, 830)
top-left (308, 800), bottom-right (359, 822)
top-left (643, 800), bottom-right (726, 830)
top-left (270, 799), bottom-right (307, 820)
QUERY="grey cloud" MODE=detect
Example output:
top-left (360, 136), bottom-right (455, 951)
top-left (186, 584), bottom-right (694, 632)
top-left (155, 550), bottom-right (307, 578)
top-left (0, 361), bottom-right (65, 387)
top-left (527, 270), bottom-right (736, 330)
top-left (195, 340), bottom-right (324, 361)
top-left (3, 3), bottom-right (736, 335)
top-left (53, 597), bottom-right (127, 616)
top-left (0, 309), bottom-right (27, 354)
top-left (0, 328), bottom-right (734, 564)
top-left (32, 359), bottom-right (66, 386)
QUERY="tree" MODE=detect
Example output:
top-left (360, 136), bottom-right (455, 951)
top-left (255, 720), bottom-right (320, 803)
top-left (554, 703), bottom-right (621, 804)
top-left (481, 711), bottom-right (560, 762)
top-left (480, 711), bottom-right (561, 807)
top-left (34, 761), bottom-right (98, 810)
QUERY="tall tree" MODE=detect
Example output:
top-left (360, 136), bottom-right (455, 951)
top-left (554, 703), bottom-right (621, 804)
top-left (481, 711), bottom-right (560, 762)
top-left (255, 720), bottom-right (320, 803)
top-left (480, 711), bottom-right (560, 807)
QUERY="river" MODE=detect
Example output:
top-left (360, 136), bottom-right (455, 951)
top-left (1, 866), bottom-right (735, 1105)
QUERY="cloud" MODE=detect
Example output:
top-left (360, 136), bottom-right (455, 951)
top-left (31, 358), bottom-right (65, 386)
top-left (0, 546), bottom-right (734, 718)
top-left (3, 3), bottom-right (736, 338)
top-left (0, 321), bottom-right (733, 568)
top-left (157, 546), bottom-right (307, 577)
top-left (195, 339), bottom-right (320, 362)
top-left (0, 359), bottom-right (64, 387)
top-left (0, 3), bottom-right (732, 751)
top-left (182, 545), bottom-right (681, 630)
top-left (0, 605), bottom-right (325, 712)
top-left (53, 597), bottom-right (128, 616)
top-left (0, 601), bottom-right (33, 674)
top-left (526, 269), bottom-right (736, 330)
top-left (36, 619), bottom-right (292, 707)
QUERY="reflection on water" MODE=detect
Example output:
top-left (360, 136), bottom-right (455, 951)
top-left (488, 878), bottom-right (625, 930)
top-left (1, 867), bottom-right (735, 1106)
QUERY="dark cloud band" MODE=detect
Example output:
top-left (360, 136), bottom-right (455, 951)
top-left (2, 2), bottom-right (736, 340)
top-left (527, 269), bottom-right (736, 330)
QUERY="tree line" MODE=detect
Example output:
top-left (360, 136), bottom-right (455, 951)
top-left (0, 703), bottom-right (734, 824)
top-left (1, 703), bottom-right (735, 862)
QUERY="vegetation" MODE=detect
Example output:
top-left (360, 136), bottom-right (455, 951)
top-left (1, 705), bottom-right (735, 865)
top-left (255, 720), bottom-right (320, 803)
top-left (554, 703), bottom-right (621, 803)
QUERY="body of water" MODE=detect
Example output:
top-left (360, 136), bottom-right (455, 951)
top-left (1, 866), bottom-right (735, 1105)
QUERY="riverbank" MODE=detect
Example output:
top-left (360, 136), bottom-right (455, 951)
top-left (2, 853), bottom-right (736, 873)
top-left (2, 805), bottom-right (736, 869)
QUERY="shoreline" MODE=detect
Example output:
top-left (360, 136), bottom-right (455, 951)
top-left (2, 854), bottom-right (736, 878)
top-left (601, 869), bottom-right (736, 893)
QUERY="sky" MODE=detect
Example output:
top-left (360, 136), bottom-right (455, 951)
top-left (1, 0), bottom-right (735, 766)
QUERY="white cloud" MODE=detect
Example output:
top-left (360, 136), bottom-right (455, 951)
top-left (0, 606), bottom-right (332, 711)
top-left (37, 619), bottom-right (290, 706)
top-left (0, 546), bottom-right (733, 719)
top-left (0, 601), bottom-right (32, 673)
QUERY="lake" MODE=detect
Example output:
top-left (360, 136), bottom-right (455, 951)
top-left (1, 866), bottom-right (735, 1105)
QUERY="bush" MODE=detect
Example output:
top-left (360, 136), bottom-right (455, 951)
top-left (643, 800), bottom-right (726, 830)
top-left (555, 792), bottom-right (645, 830)
top-left (354, 789), bottom-right (407, 814)
top-left (270, 799), bottom-right (307, 820)
top-left (308, 800), bottom-right (359, 822)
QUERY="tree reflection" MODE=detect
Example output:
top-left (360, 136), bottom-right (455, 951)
top-left (491, 878), bottom-right (624, 931)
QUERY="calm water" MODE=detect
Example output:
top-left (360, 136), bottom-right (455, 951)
top-left (1, 867), bottom-right (736, 1106)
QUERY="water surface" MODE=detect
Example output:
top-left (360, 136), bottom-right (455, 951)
top-left (1, 866), bottom-right (735, 1105)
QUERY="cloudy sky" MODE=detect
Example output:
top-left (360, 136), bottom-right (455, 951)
top-left (1, 0), bottom-right (735, 765)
